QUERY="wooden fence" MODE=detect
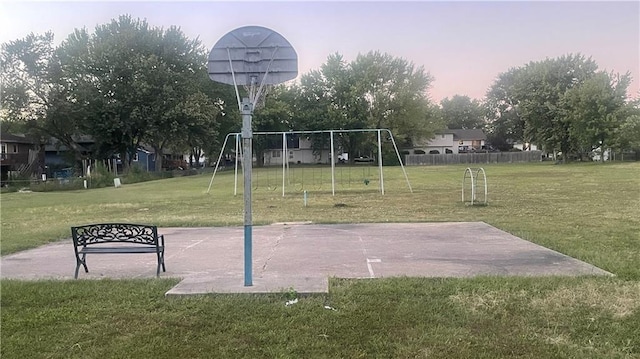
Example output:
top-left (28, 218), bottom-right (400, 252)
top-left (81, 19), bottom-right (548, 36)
top-left (405, 151), bottom-right (543, 166)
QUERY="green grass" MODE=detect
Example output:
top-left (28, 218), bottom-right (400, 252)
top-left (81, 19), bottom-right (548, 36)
top-left (1, 277), bottom-right (639, 358)
top-left (1, 162), bottom-right (640, 358)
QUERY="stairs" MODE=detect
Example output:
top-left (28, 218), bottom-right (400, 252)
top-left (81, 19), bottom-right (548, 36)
top-left (18, 149), bottom-right (41, 178)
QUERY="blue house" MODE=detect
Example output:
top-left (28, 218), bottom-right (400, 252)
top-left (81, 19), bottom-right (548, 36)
top-left (131, 146), bottom-right (156, 172)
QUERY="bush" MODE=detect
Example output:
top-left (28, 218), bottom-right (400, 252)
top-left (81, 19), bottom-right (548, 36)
top-left (170, 169), bottom-right (198, 177)
top-left (30, 178), bottom-right (85, 192)
top-left (121, 165), bottom-right (156, 184)
top-left (4, 163), bottom-right (201, 193)
top-left (120, 166), bottom-right (181, 185)
top-left (87, 162), bottom-right (115, 188)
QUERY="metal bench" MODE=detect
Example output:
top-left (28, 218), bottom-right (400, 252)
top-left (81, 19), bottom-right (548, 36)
top-left (71, 223), bottom-right (166, 279)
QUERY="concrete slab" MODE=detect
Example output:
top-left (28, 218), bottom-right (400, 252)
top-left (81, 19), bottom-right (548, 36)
top-left (0, 222), bottom-right (612, 296)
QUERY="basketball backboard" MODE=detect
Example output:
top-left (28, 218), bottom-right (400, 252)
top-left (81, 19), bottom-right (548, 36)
top-left (208, 25), bottom-right (298, 87)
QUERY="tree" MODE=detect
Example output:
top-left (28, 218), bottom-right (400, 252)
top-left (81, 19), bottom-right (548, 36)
top-left (290, 54), bottom-right (367, 161)
top-left (131, 25), bottom-right (213, 171)
top-left (58, 15), bottom-right (226, 170)
top-left (3, 17), bottom-right (240, 172)
top-left (252, 85), bottom-right (295, 166)
top-left (202, 81), bottom-right (241, 166)
top-left (611, 98), bottom-right (640, 154)
top-left (485, 54), bottom-right (600, 159)
top-left (350, 51), bottom-right (435, 147)
top-left (1, 32), bottom-right (55, 126)
top-left (172, 91), bottom-right (221, 167)
top-left (521, 55), bottom-right (599, 158)
top-left (1, 32), bottom-right (87, 166)
top-left (485, 68), bottom-right (527, 150)
top-left (57, 18), bottom-right (158, 167)
top-left (291, 51), bottom-right (437, 162)
top-left (440, 95), bottom-right (485, 130)
top-left (563, 71), bottom-right (631, 160)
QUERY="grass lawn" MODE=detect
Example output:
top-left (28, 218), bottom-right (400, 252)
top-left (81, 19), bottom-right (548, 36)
top-left (1, 162), bottom-right (639, 358)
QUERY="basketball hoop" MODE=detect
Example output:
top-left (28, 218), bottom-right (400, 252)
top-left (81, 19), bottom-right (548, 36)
top-left (208, 26), bottom-right (298, 287)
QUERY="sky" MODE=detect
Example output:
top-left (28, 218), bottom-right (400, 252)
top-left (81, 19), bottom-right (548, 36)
top-left (1, 1), bottom-right (638, 103)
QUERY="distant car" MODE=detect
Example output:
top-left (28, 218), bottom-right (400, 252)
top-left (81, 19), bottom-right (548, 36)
top-left (354, 156), bottom-right (375, 163)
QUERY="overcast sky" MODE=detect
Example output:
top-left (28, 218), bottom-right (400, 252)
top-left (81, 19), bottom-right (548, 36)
top-left (1, 1), bottom-right (638, 102)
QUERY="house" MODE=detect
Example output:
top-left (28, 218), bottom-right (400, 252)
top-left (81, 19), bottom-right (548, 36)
top-left (132, 145), bottom-right (157, 171)
top-left (44, 135), bottom-right (95, 168)
top-left (262, 134), bottom-right (332, 165)
top-left (407, 129), bottom-right (487, 155)
top-left (0, 132), bottom-right (40, 184)
top-left (512, 142), bottom-right (539, 151)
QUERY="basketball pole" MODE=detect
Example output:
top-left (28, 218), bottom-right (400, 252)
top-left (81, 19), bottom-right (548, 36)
top-left (241, 98), bottom-right (253, 286)
top-left (208, 26), bottom-right (298, 287)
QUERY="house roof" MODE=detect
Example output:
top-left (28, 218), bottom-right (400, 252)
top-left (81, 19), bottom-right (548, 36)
top-left (436, 129), bottom-right (486, 141)
top-left (45, 137), bottom-right (93, 153)
top-left (0, 132), bottom-right (35, 144)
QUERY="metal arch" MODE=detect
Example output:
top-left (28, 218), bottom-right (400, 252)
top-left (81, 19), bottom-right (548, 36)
top-left (462, 167), bottom-right (487, 205)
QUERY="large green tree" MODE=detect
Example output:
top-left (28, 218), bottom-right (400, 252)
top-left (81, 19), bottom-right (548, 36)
top-left (291, 54), bottom-right (367, 161)
top-left (611, 97), bottom-right (640, 156)
top-left (520, 55), bottom-right (599, 158)
top-left (60, 16), bottom-right (199, 169)
top-left (290, 52), bottom-right (437, 162)
top-left (439, 95), bottom-right (485, 130)
top-left (486, 54), bottom-right (600, 158)
top-left (562, 71), bottom-right (631, 160)
top-left (484, 68), bottom-right (527, 150)
top-left (485, 54), bottom-right (634, 161)
top-left (351, 51), bottom-right (435, 146)
top-left (2, 18), bottom-right (241, 172)
top-left (0, 32), bottom-right (87, 163)
top-left (251, 85), bottom-right (296, 166)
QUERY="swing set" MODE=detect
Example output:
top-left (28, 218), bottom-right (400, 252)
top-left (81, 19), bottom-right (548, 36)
top-left (206, 129), bottom-right (413, 196)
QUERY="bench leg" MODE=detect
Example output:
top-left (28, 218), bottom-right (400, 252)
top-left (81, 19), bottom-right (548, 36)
top-left (74, 253), bottom-right (89, 279)
top-left (156, 251), bottom-right (166, 277)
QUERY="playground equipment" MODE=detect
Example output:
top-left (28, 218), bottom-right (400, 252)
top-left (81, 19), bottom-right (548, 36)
top-left (207, 129), bottom-right (413, 196)
top-left (462, 167), bottom-right (487, 205)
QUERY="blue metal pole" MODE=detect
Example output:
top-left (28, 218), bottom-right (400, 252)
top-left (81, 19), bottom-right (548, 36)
top-left (244, 224), bottom-right (252, 286)
top-left (241, 98), bottom-right (253, 286)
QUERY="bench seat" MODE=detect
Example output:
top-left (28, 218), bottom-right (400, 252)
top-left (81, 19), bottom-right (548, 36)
top-left (79, 246), bottom-right (163, 254)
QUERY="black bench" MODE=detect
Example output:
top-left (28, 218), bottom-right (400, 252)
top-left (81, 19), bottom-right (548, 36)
top-left (71, 223), bottom-right (166, 279)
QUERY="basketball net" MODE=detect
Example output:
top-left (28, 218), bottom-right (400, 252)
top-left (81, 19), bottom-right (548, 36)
top-left (243, 83), bottom-right (272, 110)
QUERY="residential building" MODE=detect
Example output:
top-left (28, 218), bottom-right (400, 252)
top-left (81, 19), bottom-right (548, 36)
top-left (263, 135), bottom-right (331, 165)
top-left (407, 129), bottom-right (487, 155)
top-left (0, 133), bottom-right (40, 184)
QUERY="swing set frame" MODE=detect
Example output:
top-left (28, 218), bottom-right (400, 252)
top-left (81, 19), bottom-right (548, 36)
top-left (207, 128), bottom-right (413, 196)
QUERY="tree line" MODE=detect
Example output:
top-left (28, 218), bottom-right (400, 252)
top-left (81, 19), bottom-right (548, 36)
top-left (2, 15), bottom-right (638, 172)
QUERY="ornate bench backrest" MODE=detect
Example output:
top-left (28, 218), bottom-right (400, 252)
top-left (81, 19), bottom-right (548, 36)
top-left (72, 223), bottom-right (159, 247)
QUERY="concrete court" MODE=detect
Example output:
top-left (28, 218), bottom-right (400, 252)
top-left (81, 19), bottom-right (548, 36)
top-left (0, 222), bottom-right (612, 296)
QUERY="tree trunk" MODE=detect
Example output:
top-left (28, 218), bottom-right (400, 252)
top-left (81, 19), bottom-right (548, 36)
top-left (255, 149), bottom-right (265, 167)
top-left (154, 146), bottom-right (164, 172)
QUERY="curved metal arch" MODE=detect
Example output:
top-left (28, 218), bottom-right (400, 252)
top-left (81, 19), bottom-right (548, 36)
top-left (462, 167), bottom-right (487, 205)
